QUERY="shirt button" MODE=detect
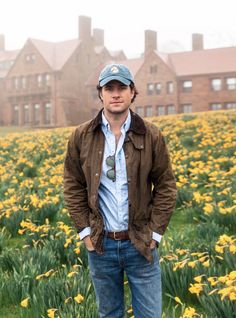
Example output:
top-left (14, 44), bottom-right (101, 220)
top-left (95, 173), bottom-right (99, 177)
top-left (140, 145), bottom-right (144, 149)
top-left (125, 154), bottom-right (128, 158)
top-left (98, 150), bottom-right (102, 155)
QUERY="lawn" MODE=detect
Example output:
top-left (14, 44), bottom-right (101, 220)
top-left (0, 110), bottom-right (235, 318)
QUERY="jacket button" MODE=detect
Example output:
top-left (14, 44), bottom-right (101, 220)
top-left (98, 150), bottom-right (102, 155)
top-left (95, 173), bottom-right (99, 177)
top-left (125, 154), bottom-right (128, 158)
top-left (128, 178), bottom-right (131, 183)
top-left (140, 145), bottom-right (144, 149)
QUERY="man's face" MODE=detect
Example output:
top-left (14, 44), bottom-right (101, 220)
top-left (100, 80), bottom-right (134, 115)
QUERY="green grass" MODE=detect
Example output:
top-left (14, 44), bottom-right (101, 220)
top-left (0, 305), bottom-right (21, 318)
top-left (5, 236), bottom-right (25, 250)
top-left (0, 126), bottom-right (33, 136)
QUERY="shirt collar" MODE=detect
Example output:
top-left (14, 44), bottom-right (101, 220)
top-left (102, 110), bottom-right (131, 133)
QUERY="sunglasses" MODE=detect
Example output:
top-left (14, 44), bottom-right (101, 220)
top-left (106, 155), bottom-right (116, 182)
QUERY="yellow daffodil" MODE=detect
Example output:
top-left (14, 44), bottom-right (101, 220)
top-left (74, 293), bottom-right (84, 304)
top-left (181, 306), bottom-right (198, 318)
top-left (174, 296), bottom-right (183, 305)
top-left (189, 283), bottom-right (204, 296)
top-left (47, 308), bottom-right (57, 318)
top-left (67, 271), bottom-right (77, 278)
top-left (20, 297), bottom-right (29, 308)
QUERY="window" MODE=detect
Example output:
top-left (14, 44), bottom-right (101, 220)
top-left (157, 105), bottom-right (165, 116)
top-left (211, 79), bottom-right (221, 91)
top-left (14, 77), bottom-right (19, 90)
top-left (150, 65), bottom-right (158, 74)
top-left (167, 82), bottom-right (174, 94)
top-left (155, 83), bottom-right (161, 94)
top-left (210, 103), bottom-right (222, 110)
top-left (45, 74), bottom-right (51, 86)
top-left (37, 74), bottom-right (42, 87)
top-left (34, 104), bottom-right (40, 125)
top-left (167, 105), bottom-right (175, 114)
top-left (182, 104), bottom-right (192, 113)
top-left (225, 102), bottom-right (236, 109)
top-left (25, 53), bottom-right (36, 63)
top-left (25, 55), bottom-right (30, 62)
top-left (146, 106), bottom-right (153, 117)
top-left (12, 105), bottom-right (19, 125)
top-left (226, 77), bottom-right (236, 90)
top-left (135, 106), bottom-right (144, 117)
top-left (22, 77), bottom-right (27, 89)
top-left (182, 80), bottom-right (192, 92)
top-left (147, 83), bottom-right (154, 95)
top-left (45, 103), bottom-right (51, 125)
top-left (24, 104), bottom-right (29, 124)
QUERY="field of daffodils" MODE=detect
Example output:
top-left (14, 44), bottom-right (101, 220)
top-left (0, 110), bottom-right (235, 318)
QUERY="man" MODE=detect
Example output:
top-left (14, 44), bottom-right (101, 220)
top-left (63, 63), bottom-right (177, 318)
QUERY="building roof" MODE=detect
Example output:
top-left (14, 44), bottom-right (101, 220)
top-left (168, 47), bottom-right (236, 76)
top-left (30, 38), bottom-right (81, 70)
top-left (86, 57), bottom-right (145, 86)
top-left (109, 50), bottom-right (125, 57)
top-left (94, 45), bottom-right (106, 54)
top-left (0, 49), bottom-right (20, 78)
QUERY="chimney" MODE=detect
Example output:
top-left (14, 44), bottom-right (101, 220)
top-left (0, 34), bottom-right (5, 51)
top-left (145, 30), bottom-right (157, 55)
top-left (93, 28), bottom-right (104, 46)
top-left (79, 15), bottom-right (91, 41)
top-left (192, 33), bottom-right (204, 51)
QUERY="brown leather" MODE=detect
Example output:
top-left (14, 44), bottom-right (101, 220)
top-left (107, 231), bottom-right (130, 240)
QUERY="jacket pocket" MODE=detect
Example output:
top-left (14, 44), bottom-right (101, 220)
top-left (133, 219), bottom-right (152, 245)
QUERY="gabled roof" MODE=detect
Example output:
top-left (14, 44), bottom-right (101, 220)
top-left (109, 50), bottom-right (125, 57)
top-left (94, 45), bottom-right (107, 54)
top-left (29, 38), bottom-right (81, 70)
top-left (168, 47), bottom-right (236, 77)
top-left (0, 49), bottom-right (19, 78)
top-left (85, 57), bottom-right (145, 86)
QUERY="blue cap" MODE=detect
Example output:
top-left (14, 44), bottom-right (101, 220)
top-left (98, 64), bottom-right (134, 87)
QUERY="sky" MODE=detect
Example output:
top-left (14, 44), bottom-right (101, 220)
top-left (1, 0), bottom-right (236, 58)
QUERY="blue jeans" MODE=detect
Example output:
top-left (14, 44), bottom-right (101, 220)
top-left (88, 236), bottom-right (162, 318)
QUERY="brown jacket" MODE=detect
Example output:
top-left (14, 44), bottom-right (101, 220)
top-left (63, 109), bottom-right (177, 262)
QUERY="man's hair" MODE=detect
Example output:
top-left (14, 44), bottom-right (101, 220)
top-left (96, 82), bottom-right (139, 103)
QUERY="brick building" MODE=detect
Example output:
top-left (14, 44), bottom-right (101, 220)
top-left (86, 32), bottom-right (236, 118)
top-left (1, 16), bottom-right (125, 127)
top-left (0, 35), bottom-right (19, 125)
top-left (1, 17), bottom-right (236, 127)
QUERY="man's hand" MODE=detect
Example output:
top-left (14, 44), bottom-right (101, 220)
top-left (150, 239), bottom-right (158, 250)
top-left (83, 235), bottom-right (95, 251)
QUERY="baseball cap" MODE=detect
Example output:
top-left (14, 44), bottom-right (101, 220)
top-left (98, 64), bottom-right (134, 87)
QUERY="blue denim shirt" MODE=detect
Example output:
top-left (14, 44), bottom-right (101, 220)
top-left (79, 110), bottom-right (162, 243)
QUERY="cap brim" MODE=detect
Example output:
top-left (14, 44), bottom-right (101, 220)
top-left (99, 75), bottom-right (131, 87)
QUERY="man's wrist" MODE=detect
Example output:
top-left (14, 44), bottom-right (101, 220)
top-left (79, 227), bottom-right (91, 240)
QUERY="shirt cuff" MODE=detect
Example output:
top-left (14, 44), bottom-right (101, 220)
top-left (79, 227), bottom-right (91, 240)
top-left (152, 231), bottom-right (162, 243)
